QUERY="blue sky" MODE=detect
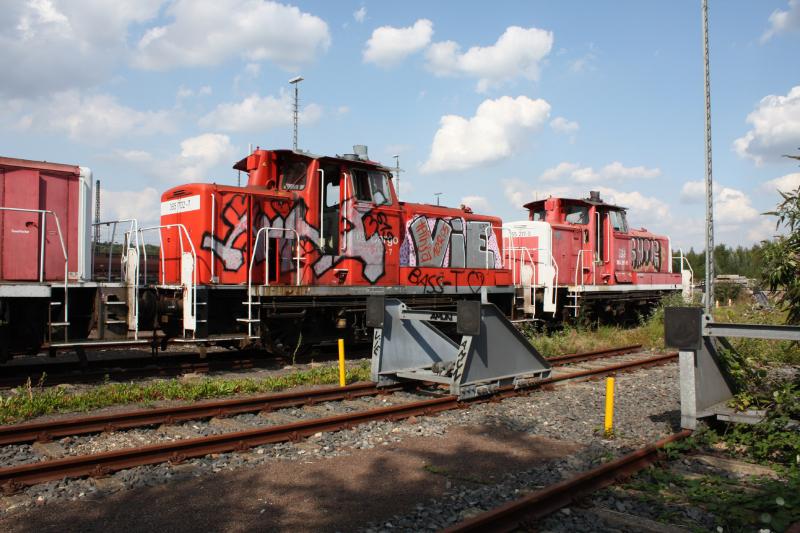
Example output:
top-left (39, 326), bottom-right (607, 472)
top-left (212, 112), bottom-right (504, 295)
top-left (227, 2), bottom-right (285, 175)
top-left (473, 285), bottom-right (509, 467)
top-left (1, 0), bottom-right (799, 251)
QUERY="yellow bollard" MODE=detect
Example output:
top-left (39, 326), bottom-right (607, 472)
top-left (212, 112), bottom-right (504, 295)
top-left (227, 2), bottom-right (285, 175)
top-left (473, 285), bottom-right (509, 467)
top-left (604, 376), bottom-right (615, 436)
top-left (338, 338), bottom-right (346, 387)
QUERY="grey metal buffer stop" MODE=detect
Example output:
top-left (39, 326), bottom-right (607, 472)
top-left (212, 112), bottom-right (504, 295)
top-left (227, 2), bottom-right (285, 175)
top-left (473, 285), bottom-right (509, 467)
top-left (665, 306), bottom-right (800, 429)
top-left (368, 297), bottom-right (551, 399)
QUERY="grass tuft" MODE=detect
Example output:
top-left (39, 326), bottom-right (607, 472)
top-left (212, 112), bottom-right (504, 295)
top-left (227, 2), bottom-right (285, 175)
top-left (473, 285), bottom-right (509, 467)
top-left (0, 361), bottom-right (372, 425)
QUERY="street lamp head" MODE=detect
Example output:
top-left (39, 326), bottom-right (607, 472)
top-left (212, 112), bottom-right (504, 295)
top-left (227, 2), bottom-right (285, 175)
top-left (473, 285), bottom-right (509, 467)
top-left (289, 76), bottom-right (304, 84)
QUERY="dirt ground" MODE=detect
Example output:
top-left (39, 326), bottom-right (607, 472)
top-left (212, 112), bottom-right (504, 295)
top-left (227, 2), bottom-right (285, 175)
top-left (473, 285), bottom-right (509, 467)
top-left (0, 425), bottom-right (584, 532)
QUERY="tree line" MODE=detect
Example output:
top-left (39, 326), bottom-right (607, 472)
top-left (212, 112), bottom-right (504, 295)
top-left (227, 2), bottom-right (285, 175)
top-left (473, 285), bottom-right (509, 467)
top-left (679, 244), bottom-right (766, 282)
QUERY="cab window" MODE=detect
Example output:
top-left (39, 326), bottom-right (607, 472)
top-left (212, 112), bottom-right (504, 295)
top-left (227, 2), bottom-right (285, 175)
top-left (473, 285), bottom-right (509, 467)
top-left (610, 210), bottom-right (628, 232)
top-left (351, 169), bottom-right (371, 201)
top-left (564, 205), bottom-right (589, 224)
top-left (531, 208), bottom-right (546, 221)
top-left (368, 171), bottom-right (392, 206)
top-left (280, 159), bottom-right (308, 191)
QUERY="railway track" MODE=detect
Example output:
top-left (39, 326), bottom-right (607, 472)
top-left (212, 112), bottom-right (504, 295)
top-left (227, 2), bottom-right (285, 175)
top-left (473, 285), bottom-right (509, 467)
top-left (442, 430), bottom-right (693, 533)
top-left (0, 347), bottom-right (677, 493)
top-left (0, 344), bottom-right (368, 390)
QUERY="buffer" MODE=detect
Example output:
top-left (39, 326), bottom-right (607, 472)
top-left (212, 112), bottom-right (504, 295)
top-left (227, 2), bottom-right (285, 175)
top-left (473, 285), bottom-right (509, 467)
top-left (368, 297), bottom-right (551, 399)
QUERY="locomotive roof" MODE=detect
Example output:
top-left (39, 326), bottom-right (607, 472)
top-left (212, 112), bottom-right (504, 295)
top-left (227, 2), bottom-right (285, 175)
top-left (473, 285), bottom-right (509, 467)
top-left (0, 155), bottom-right (80, 175)
top-left (233, 149), bottom-right (391, 173)
top-left (523, 195), bottom-right (628, 211)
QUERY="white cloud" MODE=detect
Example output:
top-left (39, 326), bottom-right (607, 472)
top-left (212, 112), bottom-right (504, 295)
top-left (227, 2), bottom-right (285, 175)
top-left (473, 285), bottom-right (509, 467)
top-left (745, 219), bottom-right (778, 243)
top-left (353, 7), bottom-right (366, 23)
top-left (363, 19), bottom-right (433, 67)
top-left (550, 116), bottom-right (579, 136)
top-left (421, 96), bottom-right (551, 173)
top-left (133, 0), bottom-right (330, 71)
top-left (175, 84), bottom-right (211, 102)
top-left (501, 179), bottom-right (669, 224)
top-left (762, 172), bottom-right (800, 193)
top-left (11, 91), bottom-right (174, 143)
top-left (460, 195), bottom-right (491, 213)
top-left (761, 0), bottom-right (800, 42)
top-left (733, 85), bottom-right (800, 164)
top-left (569, 49), bottom-right (597, 73)
top-left (540, 162), bottom-right (580, 182)
top-left (502, 179), bottom-right (572, 209)
top-left (113, 133), bottom-right (238, 184)
top-left (593, 187), bottom-right (671, 221)
top-left (680, 180), bottom-right (759, 225)
top-left (102, 187), bottom-right (161, 228)
top-left (715, 186), bottom-right (759, 225)
top-left (0, 0), bottom-right (162, 97)
top-left (177, 133), bottom-right (238, 182)
top-left (680, 180), bottom-right (706, 203)
top-left (425, 26), bottom-right (553, 92)
top-left (602, 162), bottom-right (661, 181)
top-left (539, 161), bottom-right (660, 183)
top-left (199, 91), bottom-right (322, 133)
top-left (176, 86), bottom-right (194, 100)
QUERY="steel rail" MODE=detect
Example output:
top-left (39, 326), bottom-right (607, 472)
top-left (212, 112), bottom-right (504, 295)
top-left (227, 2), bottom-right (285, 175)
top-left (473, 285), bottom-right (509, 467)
top-left (0, 382), bottom-right (393, 446)
top-left (545, 352), bottom-right (677, 383)
top-left (0, 395), bottom-right (458, 493)
top-left (442, 429), bottom-right (693, 533)
top-left (0, 352), bottom-right (678, 492)
top-left (0, 347), bottom-right (659, 445)
top-left (547, 344), bottom-right (643, 365)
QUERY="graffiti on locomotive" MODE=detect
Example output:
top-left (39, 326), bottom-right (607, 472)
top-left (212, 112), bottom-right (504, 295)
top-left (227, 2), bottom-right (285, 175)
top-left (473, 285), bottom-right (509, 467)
top-left (399, 215), bottom-right (501, 269)
top-left (630, 237), bottom-right (661, 271)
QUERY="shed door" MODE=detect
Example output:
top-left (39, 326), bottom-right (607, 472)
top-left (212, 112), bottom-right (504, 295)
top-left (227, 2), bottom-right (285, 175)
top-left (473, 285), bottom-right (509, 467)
top-left (1, 169), bottom-right (41, 281)
top-left (41, 172), bottom-right (70, 280)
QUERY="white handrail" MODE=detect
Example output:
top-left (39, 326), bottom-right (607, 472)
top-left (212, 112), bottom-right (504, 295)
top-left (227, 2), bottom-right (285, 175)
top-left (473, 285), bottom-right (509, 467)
top-left (210, 192), bottom-right (216, 283)
top-left (0, 207), bottom-right (70, 339)
top-left (500, 225), bottom-right (560, 316)
top-left (103, 218), bottom-right (143, 339)
top-left (575, 249), bottom-right (586, 290)
top-left (94, 218), bottom-right (139, 282)
top-left (672, 248), bottom-right (695, 298)
top-left (341, 172), bottom-right (348, 254)
top-left (139, 223), bottom-right (197, 338)
top-left (318, 168), bottom-right (325, 249)
top-left (244, 226), bottom-right (303, 337)
top-left (250, 226), bottom-right (303, 288)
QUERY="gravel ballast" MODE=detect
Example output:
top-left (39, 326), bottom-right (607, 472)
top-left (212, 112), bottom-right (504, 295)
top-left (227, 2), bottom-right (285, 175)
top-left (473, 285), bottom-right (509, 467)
top-left (0, 360), bottom-right (681, 531)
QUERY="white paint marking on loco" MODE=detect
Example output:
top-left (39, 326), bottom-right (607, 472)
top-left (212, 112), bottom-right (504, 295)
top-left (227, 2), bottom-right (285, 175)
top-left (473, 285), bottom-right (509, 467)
top-left (161, 195), bottom-right (201, 216)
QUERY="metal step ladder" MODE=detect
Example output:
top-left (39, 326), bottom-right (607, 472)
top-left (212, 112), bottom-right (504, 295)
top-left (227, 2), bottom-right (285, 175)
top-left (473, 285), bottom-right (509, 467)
top-left (237, 291), bottom-right (262, 339)
top-left (564, 290), bottom-right (581, 317)
top-left (47, 294), bottom-right (70, 343)
top-left (512, 287), bottom-right (536, 323)
top-left (97, 286), bottom-right (130, 340)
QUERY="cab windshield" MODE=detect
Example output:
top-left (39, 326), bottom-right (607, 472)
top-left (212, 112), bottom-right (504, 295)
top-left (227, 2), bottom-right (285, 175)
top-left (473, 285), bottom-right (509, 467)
top-left (564, 204), bottom-right (589, 224)
top-left (279, 159), bottom-right (308, 191)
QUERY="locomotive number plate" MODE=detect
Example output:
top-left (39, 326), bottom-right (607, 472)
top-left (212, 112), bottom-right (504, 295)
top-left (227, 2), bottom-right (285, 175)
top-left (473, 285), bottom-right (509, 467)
top-left (161, 195), bottom-right (201, 216)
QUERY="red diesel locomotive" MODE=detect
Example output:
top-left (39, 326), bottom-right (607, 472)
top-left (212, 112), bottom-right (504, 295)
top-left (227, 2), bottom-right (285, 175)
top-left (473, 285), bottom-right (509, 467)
top-left (0, 147), bottom-right (687, 359)
top-left (157, 147), bottom-right (513, 353)
top-left (503, 191), bottom-right (685, 323)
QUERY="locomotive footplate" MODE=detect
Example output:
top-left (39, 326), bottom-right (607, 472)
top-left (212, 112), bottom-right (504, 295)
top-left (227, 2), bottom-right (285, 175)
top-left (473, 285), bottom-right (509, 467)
top-left (369, 297), bottom-right (551, 400)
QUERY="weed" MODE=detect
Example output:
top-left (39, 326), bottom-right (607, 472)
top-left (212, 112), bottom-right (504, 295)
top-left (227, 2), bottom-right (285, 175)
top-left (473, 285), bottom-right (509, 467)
top-left (0, 360), bottom-right (372, 425)
top-left (627, 465), bottom-right (800, 532)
